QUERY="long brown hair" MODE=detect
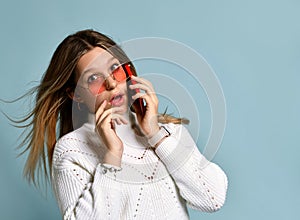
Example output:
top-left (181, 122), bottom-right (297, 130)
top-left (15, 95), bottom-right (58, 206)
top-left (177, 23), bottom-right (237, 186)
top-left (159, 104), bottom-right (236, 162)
top-left (16, 29), bottom-right (188, 186)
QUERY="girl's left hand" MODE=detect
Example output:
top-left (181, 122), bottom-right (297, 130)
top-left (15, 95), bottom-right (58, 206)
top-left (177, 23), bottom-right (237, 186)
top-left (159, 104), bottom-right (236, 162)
top-left (129, 75), bottom-right (160, 138)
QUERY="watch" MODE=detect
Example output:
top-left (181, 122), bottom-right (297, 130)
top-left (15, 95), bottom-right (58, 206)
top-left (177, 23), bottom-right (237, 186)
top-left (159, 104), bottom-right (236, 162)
top-left (148, 126), bottom-right (171, 147)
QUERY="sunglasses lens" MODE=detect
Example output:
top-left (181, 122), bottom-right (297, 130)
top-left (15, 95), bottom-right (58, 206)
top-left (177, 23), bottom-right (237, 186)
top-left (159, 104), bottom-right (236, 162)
top-left (88, 66), bottom-right (127, 96)
top-left (113, 66), bottom-right (127, 81)
top-left (89, 79), bottom-right (105, 95)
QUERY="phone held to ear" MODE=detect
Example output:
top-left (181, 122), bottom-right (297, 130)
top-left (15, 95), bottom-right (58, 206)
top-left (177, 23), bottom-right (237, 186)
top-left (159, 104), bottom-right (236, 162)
top-left (123, 64), bottom-right (146, 116)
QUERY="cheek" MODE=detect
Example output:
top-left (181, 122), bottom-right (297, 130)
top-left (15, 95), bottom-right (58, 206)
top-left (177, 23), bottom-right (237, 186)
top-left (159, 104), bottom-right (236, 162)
top-left (79, 91), bottom-right (106, 113)
top-left (94, 94), bottom-right (110, 112)
top-left (118, 81), bottom-right (128, 92)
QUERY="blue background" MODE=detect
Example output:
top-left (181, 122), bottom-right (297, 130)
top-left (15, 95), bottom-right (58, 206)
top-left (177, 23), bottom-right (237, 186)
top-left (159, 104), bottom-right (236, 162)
top-left (0, 0), bottom-right (299, 219)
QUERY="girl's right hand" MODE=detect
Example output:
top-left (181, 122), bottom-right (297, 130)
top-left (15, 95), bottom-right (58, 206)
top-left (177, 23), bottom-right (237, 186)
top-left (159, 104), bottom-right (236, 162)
top-left (95, 100), bottom-right (128, 165)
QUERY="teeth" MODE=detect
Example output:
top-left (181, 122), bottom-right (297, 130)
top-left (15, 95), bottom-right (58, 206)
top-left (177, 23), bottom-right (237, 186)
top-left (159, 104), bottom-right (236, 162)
top-left (112, 94), bottom-right (122, 101)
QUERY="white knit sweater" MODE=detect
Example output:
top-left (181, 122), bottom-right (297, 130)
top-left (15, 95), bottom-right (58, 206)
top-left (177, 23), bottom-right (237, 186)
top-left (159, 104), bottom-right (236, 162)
top-left (51, 114), bottom-right (228, 220)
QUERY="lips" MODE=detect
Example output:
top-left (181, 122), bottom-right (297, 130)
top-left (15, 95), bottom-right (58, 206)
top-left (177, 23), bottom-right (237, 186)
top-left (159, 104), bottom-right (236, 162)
top-left (109, 93), bottom-right (125, 106)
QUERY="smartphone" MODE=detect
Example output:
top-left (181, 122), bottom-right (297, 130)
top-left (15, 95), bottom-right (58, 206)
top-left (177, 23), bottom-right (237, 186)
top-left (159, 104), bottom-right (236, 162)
top-left (123, 63), bottom-right (146, 116)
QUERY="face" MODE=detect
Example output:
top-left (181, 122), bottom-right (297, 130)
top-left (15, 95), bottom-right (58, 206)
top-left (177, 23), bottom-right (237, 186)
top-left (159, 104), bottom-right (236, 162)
top-left (74, 47), bottom-right (128, 114)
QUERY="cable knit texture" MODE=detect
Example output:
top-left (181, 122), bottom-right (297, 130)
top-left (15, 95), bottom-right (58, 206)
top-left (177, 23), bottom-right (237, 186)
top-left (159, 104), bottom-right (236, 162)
top-left (51, 115), bottom-right (228, 220)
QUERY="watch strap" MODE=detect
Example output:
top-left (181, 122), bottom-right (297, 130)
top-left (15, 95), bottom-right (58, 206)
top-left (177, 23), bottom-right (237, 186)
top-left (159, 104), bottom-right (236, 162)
top-left (148, 126), bottom-right (171, 147)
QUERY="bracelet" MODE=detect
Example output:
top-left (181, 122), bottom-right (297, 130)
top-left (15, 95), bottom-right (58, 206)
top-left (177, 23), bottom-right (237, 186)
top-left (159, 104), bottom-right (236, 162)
top-left (148, 126), bottom-right (171, 147)
top-left (100, 163), bottom-right (122, 174)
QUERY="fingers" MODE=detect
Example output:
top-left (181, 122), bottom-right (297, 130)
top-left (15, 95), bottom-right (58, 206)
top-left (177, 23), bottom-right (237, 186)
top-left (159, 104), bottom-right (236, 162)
top-left (131, 92), bottom-right (151, 103)
top-left (128, 76), bottom-right (160, 136)
top-left (96, 101), bottom-right (128, 128)
top-left (130, 75), bottom-right (155, 92)
top-left (114, 116), bottom-right (128, 125)
top-left (115, 117), bottom-right (122, 125)
top-left (129, 83), bottom-right (153, 94)
top-left (129, 76), bottom-right (158, 104)
top-left (95, 100), bottom-right (108, 122)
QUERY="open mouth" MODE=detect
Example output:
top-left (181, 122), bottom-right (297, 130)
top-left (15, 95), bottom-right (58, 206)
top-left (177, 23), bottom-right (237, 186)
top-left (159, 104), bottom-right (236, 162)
top-left (109, 94), bottom-right (124, 106)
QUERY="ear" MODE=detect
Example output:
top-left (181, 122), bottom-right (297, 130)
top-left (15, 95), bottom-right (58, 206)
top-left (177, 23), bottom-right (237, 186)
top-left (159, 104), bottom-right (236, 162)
top-left (66, 88), bottom-right (84, 103)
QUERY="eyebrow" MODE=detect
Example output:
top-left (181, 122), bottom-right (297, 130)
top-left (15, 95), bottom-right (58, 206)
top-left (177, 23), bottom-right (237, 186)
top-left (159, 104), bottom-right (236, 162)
top-left (81, 56), bottom-right (118, 76)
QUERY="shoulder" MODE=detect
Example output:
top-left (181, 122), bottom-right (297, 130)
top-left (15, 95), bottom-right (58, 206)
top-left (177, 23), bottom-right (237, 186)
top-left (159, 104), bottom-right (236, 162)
top-left (52, 123), bottom-right (101, 167)
top-left (55, 123), bottom-right (91, 149)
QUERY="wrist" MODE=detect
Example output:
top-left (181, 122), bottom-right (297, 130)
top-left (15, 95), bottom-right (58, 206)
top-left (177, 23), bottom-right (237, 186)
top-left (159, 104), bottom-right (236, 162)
top-left (147, 126), bottom-right (171, 148)
top-left (153, 136), bottom-right (168, 149)
top-left (146, 125), bottom-right (160, 139)
top-left (100, 163), bottom-right (122, 174)
top-left (103, 150), bottom-right (123, 167)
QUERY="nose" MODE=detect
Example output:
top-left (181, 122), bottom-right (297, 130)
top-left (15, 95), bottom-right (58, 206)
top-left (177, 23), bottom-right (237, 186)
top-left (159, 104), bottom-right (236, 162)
top-left (105, 75), bottom-right (117, 90)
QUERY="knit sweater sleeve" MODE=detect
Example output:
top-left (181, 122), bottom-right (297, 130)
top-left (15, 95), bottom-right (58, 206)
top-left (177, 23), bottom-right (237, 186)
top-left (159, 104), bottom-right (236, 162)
top-left (154, 124), bottom-right (228, 212)
top-left (51, 138), bottom-right (123, 220)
